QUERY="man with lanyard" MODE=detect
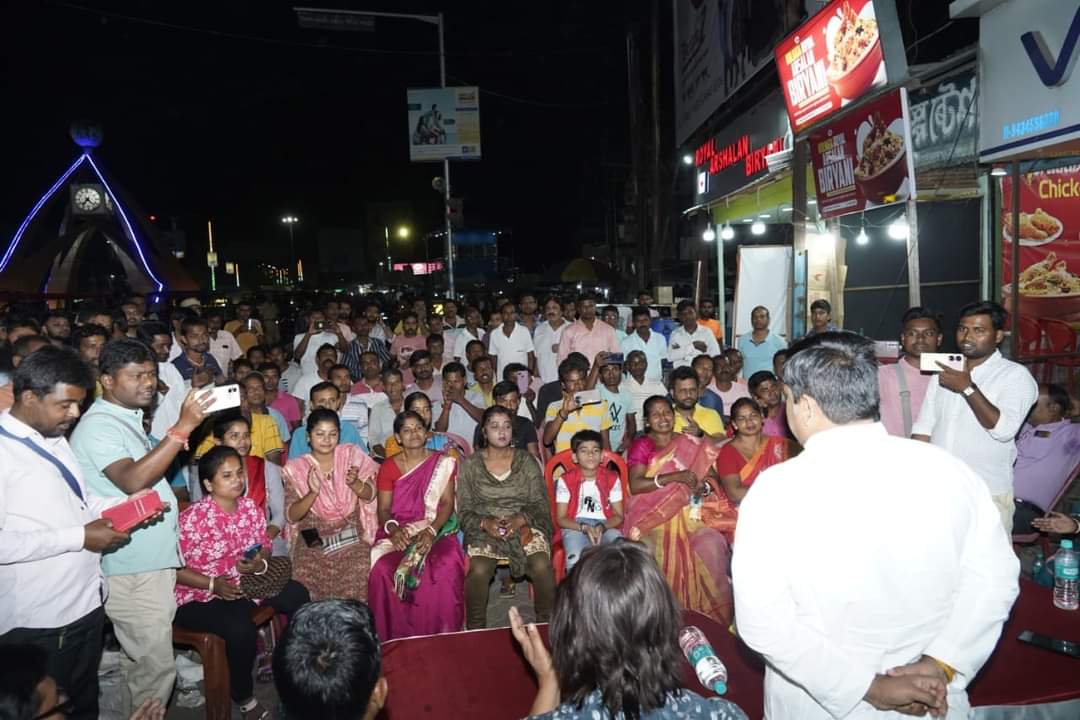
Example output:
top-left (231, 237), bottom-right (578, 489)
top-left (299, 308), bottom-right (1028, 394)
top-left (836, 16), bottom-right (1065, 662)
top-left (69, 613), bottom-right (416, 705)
top-left (878, 307), bottom-right (942, 437)
top-left (71, 339), bottom-right (213, 708)
top-left (0, 347), bottom-right (139, 719)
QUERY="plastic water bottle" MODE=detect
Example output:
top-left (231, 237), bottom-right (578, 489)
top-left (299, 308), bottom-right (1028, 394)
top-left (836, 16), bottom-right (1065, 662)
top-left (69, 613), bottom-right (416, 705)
top-left (1032, 550), bottom-right (1045, 583)
top-left (679, 626), bottom-right (728, 695)
top-left (1053, 539), bottom-right (1079, 611)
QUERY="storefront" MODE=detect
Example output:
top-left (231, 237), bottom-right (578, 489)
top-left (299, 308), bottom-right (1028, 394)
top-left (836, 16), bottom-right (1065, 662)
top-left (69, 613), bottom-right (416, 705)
top-left (952, 0), bottom-right (1080, 369)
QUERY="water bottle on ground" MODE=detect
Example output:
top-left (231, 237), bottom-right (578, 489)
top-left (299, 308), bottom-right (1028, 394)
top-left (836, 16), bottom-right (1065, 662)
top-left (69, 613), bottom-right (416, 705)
top-left (679, 625), bottom-right (728, 695)
top-left (1053, 539), bottom-right (1079, 611)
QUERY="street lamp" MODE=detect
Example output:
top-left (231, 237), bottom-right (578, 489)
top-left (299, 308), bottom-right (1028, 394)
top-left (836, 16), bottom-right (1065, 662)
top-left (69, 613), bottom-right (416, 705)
top-left (281, 216), bottom-right (299, 283)
top-left (384, 224), bottom-right (411, 277)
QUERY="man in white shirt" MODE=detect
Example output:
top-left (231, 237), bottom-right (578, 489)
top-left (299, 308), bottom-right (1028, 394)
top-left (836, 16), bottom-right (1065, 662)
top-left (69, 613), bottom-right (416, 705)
top-left (364, 302), bottom-right (392, 345)
top-left (290, 343), bottom-right (338, 404)
top-left (668, 300), bottom-right (719, 368)
top-left (137, 321), bottom-right (187, 440)
top-left (434, 361), bottom-right (484, 446)
top-left (734, 332), bottom-right (1019, 720)
top-left (623, 350), bottom-right (668, 422)
top-left (621, 305), bottom-right (668, 382)
top-left (453, 306), bottom-right (486, 366)
top-left (205, 310), bottom-right (243, 376)
top-left (878, 307), bottom-right (943, 437)
top-left (293, 309), bottom-right (347, 377)
top-left (533, 298), bottom-right (568, 384)
top-left (324, 299), bottom-right (355, 343)
top-left (912, 301), bottom-right (1039, 534)
top-left (487, 302), bottom-right (536, 378)
top-left (0, 346), bottom-right (131, 719)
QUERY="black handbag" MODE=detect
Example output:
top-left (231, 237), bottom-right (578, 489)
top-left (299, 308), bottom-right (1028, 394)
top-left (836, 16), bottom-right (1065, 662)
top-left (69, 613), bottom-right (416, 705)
top-left (240, 557), bottom-right (292, 600)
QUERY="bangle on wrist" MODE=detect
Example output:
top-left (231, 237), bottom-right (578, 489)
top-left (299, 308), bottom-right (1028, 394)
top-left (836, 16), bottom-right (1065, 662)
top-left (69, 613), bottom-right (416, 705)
top-left (928, 657), bottom-right (956, 684)
top-left (653, 475), bottom-right (665, 489)
top-left (384, 519), bottom-right (400, 534)
top-left (254, 558), bottom-right (269, 576)
top-left (165, 428), bottom-right (190, 451)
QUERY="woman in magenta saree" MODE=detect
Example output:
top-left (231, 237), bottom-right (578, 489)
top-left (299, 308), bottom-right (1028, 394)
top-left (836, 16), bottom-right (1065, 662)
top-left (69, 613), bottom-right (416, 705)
top-left (368, 411), bottom-right (464, 640)
top-left (626, 395), bottom-right (733, 625)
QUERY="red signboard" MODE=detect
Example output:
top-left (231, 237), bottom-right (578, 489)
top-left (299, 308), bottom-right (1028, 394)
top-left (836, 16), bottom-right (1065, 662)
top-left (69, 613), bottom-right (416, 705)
top-left (808, 88), bottom-right (916, 219)
top-left (393, 261), bottom-right (444, 275)
top-left (1001, 164), bottom-right (1080, 324)
top-left (775, 0), bottom-right (888, 133)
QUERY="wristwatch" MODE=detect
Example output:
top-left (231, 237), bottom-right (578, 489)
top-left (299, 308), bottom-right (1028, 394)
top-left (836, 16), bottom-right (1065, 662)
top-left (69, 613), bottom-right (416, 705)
top-left (961, 384), bottom-right (977, 398)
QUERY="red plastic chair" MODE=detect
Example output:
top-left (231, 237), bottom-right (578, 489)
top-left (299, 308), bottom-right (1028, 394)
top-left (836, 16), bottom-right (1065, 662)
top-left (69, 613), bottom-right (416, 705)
top-left (543, 449), bottom-right (629, 582)
top-left (1039, 318), bottom-right (1080, 395)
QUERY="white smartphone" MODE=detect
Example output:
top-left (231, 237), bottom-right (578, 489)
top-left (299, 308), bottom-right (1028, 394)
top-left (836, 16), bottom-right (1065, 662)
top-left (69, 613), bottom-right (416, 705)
top-left (920, 352), bottom-right (965, 373)
top-left (200, 384), bottom-right (242, 412)
top-left (573, 389), bottom-right (602, 406)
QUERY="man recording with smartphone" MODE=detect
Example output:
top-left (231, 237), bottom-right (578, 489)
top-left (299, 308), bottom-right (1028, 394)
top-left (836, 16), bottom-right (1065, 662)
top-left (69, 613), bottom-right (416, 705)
top-left (912, 301), bottom-right (1038, 534)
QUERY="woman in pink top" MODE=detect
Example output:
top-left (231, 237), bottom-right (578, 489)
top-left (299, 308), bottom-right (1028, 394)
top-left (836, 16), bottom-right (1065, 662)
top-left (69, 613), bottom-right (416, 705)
top-left (175, 447), bottom-right (309, 720)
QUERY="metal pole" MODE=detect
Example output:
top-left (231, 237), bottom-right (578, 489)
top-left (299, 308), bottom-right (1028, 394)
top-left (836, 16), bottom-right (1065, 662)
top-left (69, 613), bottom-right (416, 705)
top-left (287, 224), bottom-right (295, 283)
top-left (1010, 160), bottom-right (1021, 359)
top-left (717, 232), bottom-right (726, 348)
top-left (439, 13), bottom-right (455, 299)
top-left (906, 198), bottom-right (921, 307)
top-left (384, 225), bottom-right (391, 276)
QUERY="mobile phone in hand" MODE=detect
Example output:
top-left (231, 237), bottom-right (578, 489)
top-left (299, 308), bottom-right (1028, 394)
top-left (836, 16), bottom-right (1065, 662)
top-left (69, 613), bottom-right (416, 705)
top-left (920, 352), bottom-right (965, 373)
top-left (515, 370), bottom-right (530, 395)
top-left (242, 543), bottom-right (262, 560)
top-left (199, 384), bottom-right (241, 412)
top-left (574, 389), bottom-right (602, 406)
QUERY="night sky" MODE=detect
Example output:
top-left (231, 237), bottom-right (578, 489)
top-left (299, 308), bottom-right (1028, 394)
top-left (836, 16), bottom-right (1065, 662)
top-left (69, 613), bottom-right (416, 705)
top-left (1, 1), bottom-right (634, 277)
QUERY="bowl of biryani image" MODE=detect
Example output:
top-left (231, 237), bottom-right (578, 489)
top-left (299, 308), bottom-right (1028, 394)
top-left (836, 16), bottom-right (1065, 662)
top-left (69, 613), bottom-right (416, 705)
top-left (1001, 252), bottom-right (1080, 318)
top-left (853, 113), bottom-right (907, 204)
top-left (826, 1), bottom-right (883, 100)
top-left (1002, 208), bottom-right (1063, 247)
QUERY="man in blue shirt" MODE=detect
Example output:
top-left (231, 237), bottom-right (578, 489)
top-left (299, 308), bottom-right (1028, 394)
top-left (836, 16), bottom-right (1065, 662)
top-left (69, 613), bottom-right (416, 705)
top-left (172, 317), bottom-right (224, 387)
top-left (71, 339), bottom-right (213, 707)
top-left (736, 306), bottom-right (787, 380)
top-left (289, 382), bottom-right (369, 456)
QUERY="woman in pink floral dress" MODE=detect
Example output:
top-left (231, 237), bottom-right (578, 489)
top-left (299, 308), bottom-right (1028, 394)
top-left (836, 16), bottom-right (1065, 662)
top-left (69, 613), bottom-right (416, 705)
top-left (175, 446), bottom-right (309, 720)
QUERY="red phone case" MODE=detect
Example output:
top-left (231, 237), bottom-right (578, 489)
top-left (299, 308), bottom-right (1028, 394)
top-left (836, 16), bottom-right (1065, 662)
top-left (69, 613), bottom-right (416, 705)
top-left (101, 493), bottom-right (164, 533)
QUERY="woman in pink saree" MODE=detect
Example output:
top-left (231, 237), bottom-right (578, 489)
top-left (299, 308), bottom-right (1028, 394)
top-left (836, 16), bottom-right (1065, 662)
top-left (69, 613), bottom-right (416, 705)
top-left (283, 409), bottom-right (379, 601)
top-left (368, 411), bottom-right (464, 640)
top-left (626, 395), bottom-right (733, 625)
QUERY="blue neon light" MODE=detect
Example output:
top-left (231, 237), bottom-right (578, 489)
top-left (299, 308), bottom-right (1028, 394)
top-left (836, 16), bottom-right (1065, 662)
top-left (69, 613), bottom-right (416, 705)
top-left (0, 155), bottom-right (87, 272)
top-left (85, 154), bottom-right (165, 292)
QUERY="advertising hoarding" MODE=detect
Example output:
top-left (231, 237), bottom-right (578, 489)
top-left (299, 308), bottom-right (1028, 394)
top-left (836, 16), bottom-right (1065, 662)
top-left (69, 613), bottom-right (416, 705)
top-left (407, 87), bottom-right (482, 162)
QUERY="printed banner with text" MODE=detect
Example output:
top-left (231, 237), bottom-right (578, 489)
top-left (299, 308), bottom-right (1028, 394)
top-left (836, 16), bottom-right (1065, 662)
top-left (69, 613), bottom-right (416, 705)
top-left (775, 0), bottom-right (888, 133)
top-left (808, 88), bottom-right (916, 219)
top-left (407, 87), bottom-right (481, 162)
top-left (1000, 164), bottom-right (1080, 323)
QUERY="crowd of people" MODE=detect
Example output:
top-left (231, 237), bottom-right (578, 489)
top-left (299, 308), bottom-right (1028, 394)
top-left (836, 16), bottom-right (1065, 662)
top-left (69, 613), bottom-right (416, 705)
top-left (0, 287), bottom-right (1074, 719)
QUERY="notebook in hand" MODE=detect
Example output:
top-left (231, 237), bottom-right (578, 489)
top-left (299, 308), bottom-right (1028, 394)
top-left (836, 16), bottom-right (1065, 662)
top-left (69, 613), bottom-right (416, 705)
top-left (101, 493), bottom-right (165, 533)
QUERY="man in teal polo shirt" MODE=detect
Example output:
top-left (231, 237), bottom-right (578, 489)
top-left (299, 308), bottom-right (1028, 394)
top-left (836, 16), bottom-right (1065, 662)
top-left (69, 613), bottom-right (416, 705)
top-left (71, 339), bottom-right (212, 708)
top-left (736, 306), bottom-right (788, 380)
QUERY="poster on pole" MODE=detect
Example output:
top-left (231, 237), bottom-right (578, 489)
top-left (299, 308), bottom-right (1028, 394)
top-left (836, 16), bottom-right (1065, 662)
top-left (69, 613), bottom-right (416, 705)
top-left (808, 88), bottom-right (917, 219)
top-left (1000, 164), bottom-right (1080, 323)
top-left (407, 87), bottom-right (482, 162)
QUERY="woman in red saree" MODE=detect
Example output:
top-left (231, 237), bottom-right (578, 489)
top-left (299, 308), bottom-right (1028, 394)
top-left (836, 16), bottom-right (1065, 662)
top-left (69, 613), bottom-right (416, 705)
top-left (368, 410), bottom-right (464, 640)
top-left (710, 397), bottom-right (792, 542)
top-left (626, 395), bottom-right (733, 625)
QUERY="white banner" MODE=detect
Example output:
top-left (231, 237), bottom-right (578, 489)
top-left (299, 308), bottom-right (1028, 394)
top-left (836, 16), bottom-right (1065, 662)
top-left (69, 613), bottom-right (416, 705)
top-left (733, 245), bottom-right (792, 339)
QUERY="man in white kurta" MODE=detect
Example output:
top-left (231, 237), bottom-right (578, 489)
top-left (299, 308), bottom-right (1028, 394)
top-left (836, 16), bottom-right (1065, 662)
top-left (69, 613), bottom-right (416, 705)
top-left (733, 332), bottom-right (1019, 719)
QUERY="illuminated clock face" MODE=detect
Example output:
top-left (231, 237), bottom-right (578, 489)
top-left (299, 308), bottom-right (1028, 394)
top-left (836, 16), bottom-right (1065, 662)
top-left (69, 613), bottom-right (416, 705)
top-left (74, 186), bottom-right (103, 212)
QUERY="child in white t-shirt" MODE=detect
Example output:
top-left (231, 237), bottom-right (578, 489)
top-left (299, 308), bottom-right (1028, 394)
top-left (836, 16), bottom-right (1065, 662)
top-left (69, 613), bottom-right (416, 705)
top-left (555, 430), bottom-right (624, 571)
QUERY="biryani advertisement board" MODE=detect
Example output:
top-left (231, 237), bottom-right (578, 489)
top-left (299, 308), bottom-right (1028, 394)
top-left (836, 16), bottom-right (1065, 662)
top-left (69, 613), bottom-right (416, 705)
top-left (774, 0), bottom-right (901, 133)
top-left (1000, 164), bottom-right (1080, 321)
top-left (808, 88), bottom-right (916, 219)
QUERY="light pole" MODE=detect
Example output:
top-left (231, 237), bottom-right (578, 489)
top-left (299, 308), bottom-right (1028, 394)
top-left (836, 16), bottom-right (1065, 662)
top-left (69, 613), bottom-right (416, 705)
top-left (293, 6), bottom-right (454, 297)
top-left (384, 224), bottom-right (410, 278)
top-left (281, 215), bottom-right (299, 284)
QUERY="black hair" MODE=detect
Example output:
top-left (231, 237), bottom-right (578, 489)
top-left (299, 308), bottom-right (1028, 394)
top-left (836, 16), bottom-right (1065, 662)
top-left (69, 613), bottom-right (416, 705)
top-left (470, 354), bottom-right (494, 373)
top-left (381, 368), bottom-right (403, 383)
top-left (98, 338), bottom-right (155, 377)
top-left (273, 599), bottom-right (381, 720)
top-left (464, 339), bottom-right (485, 355)
top-left (676, 299), bottom-right (694, 313)
top-left (198, 445), bottom-right (243, 486)
top-left (393, 409), bottom-right (426, 435)
top-left (747, 370), bottom-right (778, 396)
top-left (728, 397), bottom-right (761, 423)
top-left (783, 331), bottom-right (879, 424)
top-left (316, 343), bottom-right (338, 357)
top-left (12, 345), bottom-right (94, 399)
top-left (135, 320), bottom-right (170, 349)
top-left (402, 311), bottom-right (418, 323)
top-left (247, 345), bottom-right (268, 359)
top-left (810, 298), bottom-right (832, 313)
top-left (600, 305), bottom-right (619, 316)
top-left (426, 333), bottom-right (444, 348)
top-left (958, 300), bottom-right (1007, 331)
top-left (180, 317), bottom-right (208, 336)
top-left (1044, 383), bottom-right (1071, 416)
top-left (309, 381), bottom-right (340, 401)
top-left (773, 349), bottom-right (789, 362)
top-left (241, 371), bottom-right (265, 385)
top-left (212, 410), bottom-right (250, 439)
top-left (690, 354), bottom-right (713, 369)
top-left (11, 335), bottom-right (47, 360)
top-left (0, 643), bottom-right (49, 720)
top-left (577, 292), bottom-right (598, 303)
top-left (327, 363), bottom-right (351, 379)
top-left (631, 306), bottom-right (651, 320)
top-left (442, 361), bottom-right (467, 380)
top-left (558, 357), bottom-right (588, 382)
top-left (667, 365), bottom-right (698, 389)
top-left (408, 350), bottom-right (432, 368)
top-left (570, 429), bottom-right (603, 453)
top-left (233, 357), bottom-right (253, 371)
top-left (203, 307), bottom-right (224, 321)
top-left (403, 391), bottom-right (431, 414)
top-left (306, 408), bottom-right (340, 434)
top-left (550, 542), bottom-right (684, 719)
top-left (502, 362), bottom-right (529, 381)
top-left (44, 309), bottom-right (70, 323)
top-left (900, 306), bottom-right (943, 333)
top-left (71, 322), bottom-right (109, 347)
top-left (642, 394), bottom-right (673, 422)
top-left (258, 362), bottom-right (279, 376)
top-left (492, 380), bottom-right (519, 401)
top-left (476, 405), bottom-right (515, 449)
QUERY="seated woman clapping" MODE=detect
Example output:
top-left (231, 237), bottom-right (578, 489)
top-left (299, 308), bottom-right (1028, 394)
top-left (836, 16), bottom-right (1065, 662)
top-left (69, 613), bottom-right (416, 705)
top-left (175, 446), bottom-right (310, 720)
top-left (510, 541), bottom-right (748, 719)
top-left (367, 410), bottom-right (465, 640)
top-left (283, 408), bottom-right (379, 601)
top-left (458, 405), bottom-right (555, 629)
